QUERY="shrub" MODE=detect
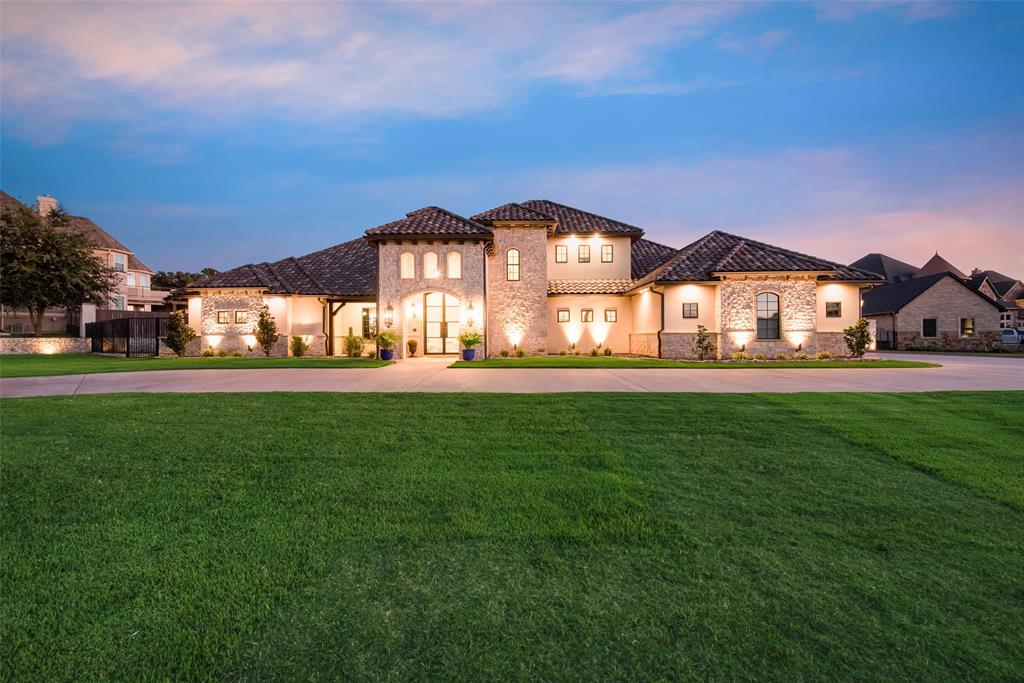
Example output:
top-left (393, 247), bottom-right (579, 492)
top-left (500, 349), bottom-right (509, 357)
top-left (753, 353), bottom-right (766, 361)
top-left (603, 347), bottom-right (613, 356)
top-left (375, 330), bottom-right (400, 351)
top-left (816, 351), bottom-right (833, 360)
top-left (793, 353), bottom-right (810, 360)
top-left (590, 348), bottom-right (599, 357)
top-left (515, 348), bottom-right (525, 358)
top-left (200, 347), bottom-right (217, 357)
top-left (215, 349), bottom-right (242, 358)
top-left (559, 349), bottom-right (566, 356)
top-left (574, 350), bottom-right (580, 355)
top-left (290, 336), bottom-right (309, 357)
top-left (774, 354), bottom-right (789, 361)
top-left (842, 318), bottom-right (872, 358)
top-left (731, 351), bottom-right (750, 360)
top-left (344, 334), bottom-right (364, 358)
top-left (164, 310), bottom-right (197, 356)
top-left (691, 324), bottom-right (716, 360)
top-left (253, 305), bottom-right (278, 357)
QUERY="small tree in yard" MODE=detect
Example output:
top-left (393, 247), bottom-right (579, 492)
top-left (164, 311), bottom-right (197, 356)
top-left (843, 318), bottom-right (872, 358)
top-left (692, 324), bottom-right (716, 360)
top-left (253, 305), bottom-right (278, 356)
top-left (0, 203), bottom-right (118, 335)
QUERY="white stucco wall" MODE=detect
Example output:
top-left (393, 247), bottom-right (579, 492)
top-left (662, 283), bottom-right (719, 333)
top-left (547, 295), bottom-right (632, 353)
top-left (815, 282), bottom-right (862, 333)
top-left (630, 288), bottom-right (662, 333)
top-left (546, 235), bottom-right (631, 280)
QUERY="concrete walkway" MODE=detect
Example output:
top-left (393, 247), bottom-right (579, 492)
top-left (2, 353), bottom-right (1022, 397)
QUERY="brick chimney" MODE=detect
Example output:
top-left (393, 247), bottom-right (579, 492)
top-left (37, 195), bottom-right (57, 217)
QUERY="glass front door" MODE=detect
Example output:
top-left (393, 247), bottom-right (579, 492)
top-left (424, 292), bottom-right (460, 354)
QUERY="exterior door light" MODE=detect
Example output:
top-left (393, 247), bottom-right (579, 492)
top-left (384, 303), bottom-right (394, 329)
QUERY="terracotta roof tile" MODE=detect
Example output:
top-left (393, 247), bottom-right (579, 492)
top-left (520, 200), bottom-right (644, 236)
top-left (365, 206), bottom-right (492, 238)
top-left (630, 238), bottom-right (678, 279)
top-left (471, 202), bottom-right (554, 223)
top-left (548, 279), bottom-right (634, 295)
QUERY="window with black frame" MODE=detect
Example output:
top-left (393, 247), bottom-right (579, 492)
top-left (362, 307), bottom-right (377, 338)
top-left (756, 292), bottom-right (780, 339)
top-left (682, 303), bottom-right (698, 319)
top-left (506, 248), bottom-right (520, 281)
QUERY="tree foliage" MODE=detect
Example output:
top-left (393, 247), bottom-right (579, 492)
top-left (0, 203), bottom-right (119, 335)
top-left (253, 305), bottom-right (278, 356)
top-left (151, 268), bottom-right (219, 290)
top-left (164, 311), bottom-right (197, 356)
top-left (842, 318), bottom-right (872, 358)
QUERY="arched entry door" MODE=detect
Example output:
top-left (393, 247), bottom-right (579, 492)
top-left (424, 292), bottom-right (460, 354)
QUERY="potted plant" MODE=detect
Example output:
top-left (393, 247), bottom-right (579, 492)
top-left (376, 330), bottom-right (400, 361)
top-left (407, 338), bottom-right (418, 357)
top-left (458, 331), bottom-right (483, 361)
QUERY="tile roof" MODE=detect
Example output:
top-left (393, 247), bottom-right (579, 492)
top-left (630, 238), bottom-right (678, 279)
top-left (192, 237), bottom-right (377, 297)
top-left (128, 254), bottom-right (153, 273)
top-left (848, 253), bottom-right (916, 284)
top-left (520, 199), bottom-right (645, 236)
top-left (548, 279), bottom-right (634, 295)
top-left (862, 272), bottom-right (1006, 316)
top-left (365, 206), bottom-right (492, 238)
top-left (634, 230), bottom-right (882, 286)
top-left (471, 202), bottom-right (554, 223)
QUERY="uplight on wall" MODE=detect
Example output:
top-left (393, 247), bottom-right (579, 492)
top-left (384, 303), bottom-right (394, 329)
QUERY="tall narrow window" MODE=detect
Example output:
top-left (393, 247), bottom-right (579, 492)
top-left (400, 252), bottom-right (415, 279)
top-left (127, 272), bottom-right (137, 287)
top-left (362, 307), bottom-right (376, 339)
top-left (113, 253), bottom-right (125, 272)
top-left (447, 252), bottom-right (462, 279)
top-left (601, 244), bottom-right (613, 263)
top-left (506, 248), bottom-right (520, 281)
top-left (555, 244), bottom-right (568, 263)
top-left (960, 318), bottom-right (975, 337)
top-left (424, 252), bottom-right (440, 279)
top-left (578, 244), bottom-right (590, 263)
top-left (756, 292), bottom-right (780, 339)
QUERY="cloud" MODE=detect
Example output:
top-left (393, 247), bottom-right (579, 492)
top-left (716, 28), bottom-right (791, 54)
top-left (1, 1), bottom-right (755, 141)
top-left (815, 1), bottom-right (960, 23)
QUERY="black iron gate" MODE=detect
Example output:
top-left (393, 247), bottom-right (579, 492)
top-left (86, 315), bottom-right (169, 357)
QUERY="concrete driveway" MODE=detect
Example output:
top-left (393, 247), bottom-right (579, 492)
top-left (2, 352), bottom-right (1022, 397)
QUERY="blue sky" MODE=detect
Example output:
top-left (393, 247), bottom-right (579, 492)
top-left (2, 1), bottom-right (1021, 274)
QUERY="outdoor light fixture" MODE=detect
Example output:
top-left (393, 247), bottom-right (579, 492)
top-left (466, 301), bottom-right (475, 329)
top-left (740, 343), bottom-right (746, 352)
top-left (797, 342), bottom-right (803, 351)
top-left (384, 303), bottom-right (394, 329)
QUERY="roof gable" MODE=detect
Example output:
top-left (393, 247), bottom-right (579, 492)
top-left (630, 238), bottom-right (678, 279)
top-left (862, 272), bottom-right (1006, 316)
top-left (520, 199), bottom-right (644, 237)
top-left (365, 206), bottom-right (491, 239)
top-left (849, 253), bottom-right (917, 283)
top-left (915, 252), bottom-right (967, 279)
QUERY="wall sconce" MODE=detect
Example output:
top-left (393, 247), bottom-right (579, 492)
top-left (740, 343), bottom-right (746, 352)
top-left (466, 301), bottom-right (475, 329)
top-left (384, 303), bottom-right (394, 329)
top-left (796, 342), bottom-right (803, 351)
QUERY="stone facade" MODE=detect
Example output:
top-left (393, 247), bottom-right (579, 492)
top-left (486, 225), bottom-right (549, 356)
top-left (377, 240), bottom-right (487, 359)
top-left (629, 332), bottom-right (659, 357)
top-left (660, 332), bottom-right (720, 360)
top-left (0, 337), bottom-right (90, 354)
top-left (198, 289), bottom-right (288, 356)
top-left (872, 276), bottom-right (1004, 351)
top-left (719, 278), bottom-right (818, 357)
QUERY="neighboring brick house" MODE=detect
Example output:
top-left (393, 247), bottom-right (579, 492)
top-left (855, 251), bottom-right (1018, 350)
top-left (0, 190), bottom-right (166, 334)
top-left (971, 269), bottom-right (1024, 331)
top-left (186, 200), bottom-right (881, 358)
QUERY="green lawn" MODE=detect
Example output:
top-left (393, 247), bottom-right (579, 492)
top-left (3, 392), bottom-right (1022, 680)
top-left (0, 353), bottom-right (388, 377)
top-left (453, 356), bottom-right (938, 369)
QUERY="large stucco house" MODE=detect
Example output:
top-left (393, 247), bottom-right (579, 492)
top-left (186, 200), bottom-right (882, 359)
top-left (0, 191), bottom-right (167, 334)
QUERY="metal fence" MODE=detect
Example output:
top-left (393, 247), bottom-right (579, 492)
top-left (86, 314), bottom-right (170, 357)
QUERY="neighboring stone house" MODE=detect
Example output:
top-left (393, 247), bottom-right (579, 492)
top-left (0, 190), bottom-right (166, 334)
top-left (854, 250), bottom-right (1020, 349)
top-left (186, 200), bottom-right (881, 358)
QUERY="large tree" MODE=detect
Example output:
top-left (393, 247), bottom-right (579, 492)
top-left (0, 203), bottom-right (119, 335)
top-left (151, 268), bottom-right (219, 290)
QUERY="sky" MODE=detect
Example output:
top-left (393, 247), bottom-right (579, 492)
top-left (1, 1), bottom-right (1022, 275)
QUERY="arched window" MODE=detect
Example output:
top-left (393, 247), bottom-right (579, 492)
top-left (424, 252), bottom-right (440, 279)
top-left (756, 292), bottom-right (780, 339)
top-left (506, 248), bottom-right (520, 281)
top-left (400, 252), bottom-right (415, 279)
top-left (447, 252), bottom-right (462, 279)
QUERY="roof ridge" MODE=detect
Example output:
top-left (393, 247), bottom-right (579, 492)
top-left (285, 255), bottom-right (325, 293)
top-left (711, 238), bottom-right (748, 272)
top-left (524, 199), bottom-right (643, 232)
